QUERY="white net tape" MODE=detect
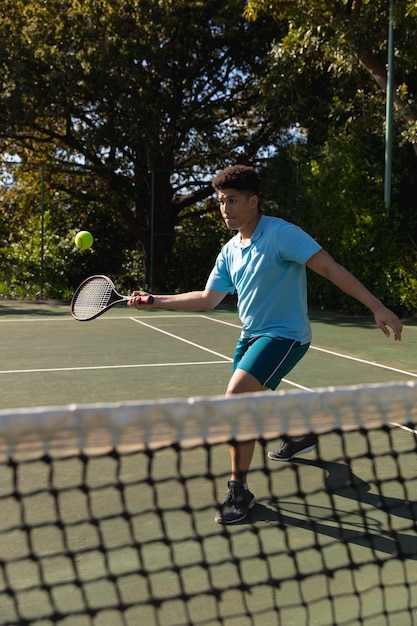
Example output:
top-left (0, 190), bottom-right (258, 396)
top-left (1, 381), bottom-right (416, 460)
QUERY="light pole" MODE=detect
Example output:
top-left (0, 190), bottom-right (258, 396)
top-left (384, 0), bottom-right (394, 214)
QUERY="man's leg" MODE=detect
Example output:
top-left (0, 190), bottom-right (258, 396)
top-left (225, 367), bottom-right (267, 484)
top-left (214, 369), bottom-right (266, 525)
top-left (215, 337), bottom-right (310, 524)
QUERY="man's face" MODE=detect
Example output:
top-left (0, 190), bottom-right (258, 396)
top-left (217, 188), bottom-right (259, 233)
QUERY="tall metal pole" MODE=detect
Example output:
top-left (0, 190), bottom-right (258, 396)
top-left (384, 0), bottom-right (394, 214)
top-left (40, 162), bottom-right (45, 298)
top-left (149, 169), bottom-right (155, 291)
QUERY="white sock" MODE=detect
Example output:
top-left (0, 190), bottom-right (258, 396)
top-left (291, 436), bottom-right (305, 442)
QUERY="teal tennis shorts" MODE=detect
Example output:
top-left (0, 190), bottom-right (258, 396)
top-left (233, 335), bottom-right (310, 390)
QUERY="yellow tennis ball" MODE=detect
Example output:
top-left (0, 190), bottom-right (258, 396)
top-left (75, 231), bottom-right (94, 250)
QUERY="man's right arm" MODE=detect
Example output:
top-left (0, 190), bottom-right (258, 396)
top-left (128, 288), bottom-right (226, 311)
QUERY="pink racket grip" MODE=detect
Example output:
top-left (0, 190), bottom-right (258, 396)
top-left (138, 295), bottom-right (154, 305)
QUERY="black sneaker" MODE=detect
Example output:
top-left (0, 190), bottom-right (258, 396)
top-left (215, 481), bottom-right (256, 524)
top-left (268, 434), bottom-right (318, 462)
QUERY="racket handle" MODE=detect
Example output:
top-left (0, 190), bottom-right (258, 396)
top-left (139, 295), bottom-right (154, 305)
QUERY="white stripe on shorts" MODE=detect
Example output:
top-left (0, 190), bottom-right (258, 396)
top-left (263, 339), bottom-right (299, 387)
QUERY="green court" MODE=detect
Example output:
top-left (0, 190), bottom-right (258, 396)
top-left (1, 301), bottom-right (417, 626)
top-left (1, 301), bottom-right (416, 408)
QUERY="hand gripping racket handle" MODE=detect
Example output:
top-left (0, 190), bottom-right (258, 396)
top-left (135, 295), bottom-right (154, 305)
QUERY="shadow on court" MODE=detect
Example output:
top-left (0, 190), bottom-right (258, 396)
top-left (241, 458), bottom-right (417, 559)
top-left (309, 308), bottom-right (417, 329)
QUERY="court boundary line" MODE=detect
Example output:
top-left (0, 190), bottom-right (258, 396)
top-left (0, 361), bottom-right (230, 375)
top-left (201, 315), bottom-right (417, 379)
top-left (4, 312), bottom-right (412, 385)
top-left (3, 312), bottom-right (417, 433)
top-left (129, 316), bottom-right (311, 391)
top-left (310, 345), bottom-right (417, 378)
top-left (129, 317), bottom-right (234, 361)
top-left (0, 313), bottom-right (203, 323)
top-left (3, 309), bottom-right (416, 390)
top-left (201, 316), bottom-right (417, 433)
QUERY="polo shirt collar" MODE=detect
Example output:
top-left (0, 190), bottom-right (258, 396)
top-left (232, 214), bottom-right (265, 248)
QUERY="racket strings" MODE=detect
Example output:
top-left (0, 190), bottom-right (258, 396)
top-left (73, 278), bottom-right (114, 319)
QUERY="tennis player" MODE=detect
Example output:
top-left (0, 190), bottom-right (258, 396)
top-left (129, 165), bottom-right (403, 524)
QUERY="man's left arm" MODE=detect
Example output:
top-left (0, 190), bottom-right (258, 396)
top-left (306, 249), bottom-right (402, 341)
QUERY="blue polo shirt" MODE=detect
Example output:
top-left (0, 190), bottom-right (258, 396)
top-left (205, 215), bottom-right (321, 343)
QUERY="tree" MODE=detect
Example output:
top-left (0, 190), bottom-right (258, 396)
top-left (245, 0), bottom-right (417, 159)
top-left (0, 0), bottom-right (279, 290)
top-left (244, 0), bottom-right (417, 314)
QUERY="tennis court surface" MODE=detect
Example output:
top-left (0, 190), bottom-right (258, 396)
top-left (1, 301), bottom-right (417, 625)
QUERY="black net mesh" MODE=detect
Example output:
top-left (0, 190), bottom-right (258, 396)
top-left (0, 382), bottom-right (417, 626)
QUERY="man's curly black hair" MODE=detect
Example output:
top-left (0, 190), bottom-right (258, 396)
top-left (212, 165), bottom-right (261, 196)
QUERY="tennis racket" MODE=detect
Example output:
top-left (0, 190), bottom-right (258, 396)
top-left (71, 275), bottom-right (154, 321)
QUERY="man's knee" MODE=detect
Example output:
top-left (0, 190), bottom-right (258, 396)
top-left (226, 369), bottom-right (266, 396)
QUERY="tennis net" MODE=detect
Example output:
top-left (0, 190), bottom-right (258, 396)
top-left (0, 381), bottom-right (417, 626)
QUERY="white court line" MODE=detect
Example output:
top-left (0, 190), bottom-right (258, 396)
top-left (201, 315), bottom-right (417, 379)
top-left (130, 316), bottom-right (309, 391)
top-left (4, 311), bottom-right (416, 381)
top-left (200, 315), bottom-right (241, 329)
top-left (129, 317), bottom-right (233, 361)
top-left (201, 315), bottom-right (417, 433)
top-left (4, 311), bottom-right (417, 434)
top-left (0, 361), bottom-right (229, 375)
top-left (389, 423), bottom-right (417, 434)
top-left (0, 317), bottom-right (71, 322)
top-left (310, 345), bottom-right (417, 379)
top-left (0, 313), bottom-right (203, 323)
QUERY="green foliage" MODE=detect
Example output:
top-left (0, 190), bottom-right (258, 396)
top-left (1, 0), bottom-right (417, 318)
top-left (167, 202), bottom-right (229, 291)
top-left (0, 211), bottom-right (72, 299)
top-left (0, 161), bottom-right (140, 299)
top-left (0, 0), bottom-right (280, 288)
top-left (247, 0), bottom-right (417, 316)
top-left (291, 133), bottom-right (417, 316)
